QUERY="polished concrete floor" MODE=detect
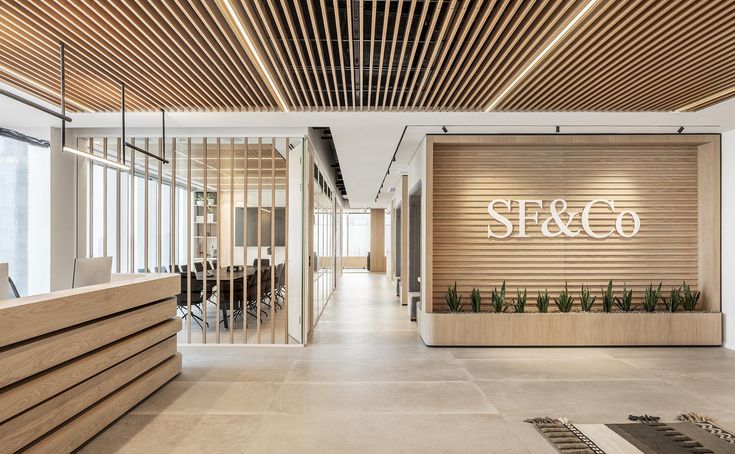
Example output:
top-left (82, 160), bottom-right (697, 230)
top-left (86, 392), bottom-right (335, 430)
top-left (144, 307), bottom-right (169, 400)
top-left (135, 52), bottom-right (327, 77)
top-left (81, 272), bottom-right (735, 453)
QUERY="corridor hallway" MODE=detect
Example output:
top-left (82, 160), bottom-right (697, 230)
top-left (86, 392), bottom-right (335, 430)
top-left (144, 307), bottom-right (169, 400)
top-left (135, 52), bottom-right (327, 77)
top-left (81, 273), bottom-right (735, 453)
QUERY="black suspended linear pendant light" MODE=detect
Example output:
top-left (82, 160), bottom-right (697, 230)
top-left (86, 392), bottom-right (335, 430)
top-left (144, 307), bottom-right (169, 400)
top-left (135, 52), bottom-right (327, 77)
top-left (58, 43), bottom-right (168, 170)
top-left (58, 43), bottom-right (130, 171)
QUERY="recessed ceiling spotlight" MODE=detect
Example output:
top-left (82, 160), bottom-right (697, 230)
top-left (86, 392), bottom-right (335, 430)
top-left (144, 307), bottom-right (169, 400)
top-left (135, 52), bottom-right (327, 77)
top-left (442, 125), bottom-right (448, 133)
top-left (677, 126), bottom-right (684, 134)
top-left (555, 126), bottom-right (560, 133)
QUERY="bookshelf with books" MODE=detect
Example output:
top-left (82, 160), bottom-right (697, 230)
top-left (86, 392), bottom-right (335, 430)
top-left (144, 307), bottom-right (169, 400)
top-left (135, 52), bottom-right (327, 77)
top-left (194, 191), bottom-right (218, 262)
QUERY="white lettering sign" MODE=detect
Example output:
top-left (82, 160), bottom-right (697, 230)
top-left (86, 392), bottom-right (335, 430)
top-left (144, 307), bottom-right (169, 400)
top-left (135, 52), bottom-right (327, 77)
top-left (487, 199), bottom-right (640, 239)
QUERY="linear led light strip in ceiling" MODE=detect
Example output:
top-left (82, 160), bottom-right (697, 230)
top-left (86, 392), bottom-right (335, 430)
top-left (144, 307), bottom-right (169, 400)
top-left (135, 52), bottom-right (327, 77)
top-left (0, 63), bottom-right (93, 113)
top-left (675, 85), bottom-right (735, 112)
top-left (485, 0), bottom-right (600, 112)
top-left (219, 0), bottom-right (290, 112)
top-left (59, 43), bottom-right (131, 171)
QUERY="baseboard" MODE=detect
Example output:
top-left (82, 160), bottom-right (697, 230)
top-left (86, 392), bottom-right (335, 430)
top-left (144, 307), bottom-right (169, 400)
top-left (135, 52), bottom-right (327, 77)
top-left (724, 342), bottom-right (735, 351)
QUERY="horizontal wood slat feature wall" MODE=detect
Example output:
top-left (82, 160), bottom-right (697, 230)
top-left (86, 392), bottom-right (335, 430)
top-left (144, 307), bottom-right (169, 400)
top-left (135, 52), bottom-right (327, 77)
top-left (0, 274), bottom-right (181, 453)
top-left (427, 134), bottom-right (720, 313)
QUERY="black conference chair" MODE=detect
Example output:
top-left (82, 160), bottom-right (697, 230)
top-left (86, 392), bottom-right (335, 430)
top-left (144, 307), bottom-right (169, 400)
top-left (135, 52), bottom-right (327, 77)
top-left (274, 263), bottom-right (286, 309)
top-left (176, 265), bottom-right (207, 329)
top-left (252, 258), bottom-right (269, 269)
top-left (217, 276), bottom-right (245, 329)
top-left (245, 273), bottom-right (268, 321)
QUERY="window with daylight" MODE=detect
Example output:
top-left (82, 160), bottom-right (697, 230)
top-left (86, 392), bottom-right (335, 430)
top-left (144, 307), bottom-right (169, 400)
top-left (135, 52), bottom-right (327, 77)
top-left (0, 134), bottom-right (50, 296)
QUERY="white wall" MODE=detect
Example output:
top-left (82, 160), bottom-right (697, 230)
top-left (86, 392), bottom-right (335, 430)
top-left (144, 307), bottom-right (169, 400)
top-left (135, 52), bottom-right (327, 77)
top-left (722, 130), bottom-right (735, 349)
top-left (49, 127), bottom-right (78, 291)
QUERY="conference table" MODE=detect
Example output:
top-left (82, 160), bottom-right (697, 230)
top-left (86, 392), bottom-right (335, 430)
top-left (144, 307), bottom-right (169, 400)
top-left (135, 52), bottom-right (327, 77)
top-left (194, 266), bottom-right (255, 281)
top-left (194, 266), bottom-right (265, 329)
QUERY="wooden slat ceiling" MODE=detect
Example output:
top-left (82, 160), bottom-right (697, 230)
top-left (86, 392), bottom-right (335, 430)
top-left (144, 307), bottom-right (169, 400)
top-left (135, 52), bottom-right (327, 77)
top-left (1, 0), bottom-right (734, 113)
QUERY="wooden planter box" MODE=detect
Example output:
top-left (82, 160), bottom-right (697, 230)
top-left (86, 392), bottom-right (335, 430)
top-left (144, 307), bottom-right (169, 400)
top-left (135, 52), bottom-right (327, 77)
top-left (417, 308), bottom-right (722, 346)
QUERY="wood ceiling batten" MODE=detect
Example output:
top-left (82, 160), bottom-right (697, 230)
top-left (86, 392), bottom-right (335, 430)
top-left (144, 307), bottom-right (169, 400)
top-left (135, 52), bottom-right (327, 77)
top-left (293, 0), bottom-right (325, 109)
top-left (366, 0), bottom-right (377, 110)
top-left (373, 0), bottom-right (391, 111)
top-left (497, 0), bottom-right (735, 112)
top-left (471, 0), bottom-right (579, 110)
top-left (389, 0), bottom-right (418, 110)
top-left (4, 0), bottom-right (161, 110)
top-left (381, 0), bottom-right (404, 110)
top-left (346, 0), bottom-right (356, 107)
top-left (188, 0), bottom-right (269, 110)
top-left (0, 18), bottom-right (119, 110)
top-left (279, 0), bottom-right (318, 108)
top-left (332, 0), bottom-right (350, 108)
top-left (413, 0), bottom-right (463, 110)
top-left (79, 0), bottom-right (202, 110)
top-left (319, 0), bottom-right (341, 110)
top-left (401, 0), bottom-right (442, 110)
top-left (500, 0), bottom-right (639, 111)
top-left (125, 0), bottom-right (225, 110)
top-left (305, 0), bottom-right (333, 109)
top-left (261, 1), bottom-right (306, 109)
top-left (165, 0), bottom-right (255, 110)
top-left (425, 0), bottom-right (493, 110)
top-left (395, 0), bottom-right (430, 109)
top-left (2, 1), bottom-right (735, 112)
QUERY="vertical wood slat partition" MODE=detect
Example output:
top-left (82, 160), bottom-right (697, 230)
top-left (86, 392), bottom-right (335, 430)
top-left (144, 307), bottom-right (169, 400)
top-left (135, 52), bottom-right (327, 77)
top-left (102, 138), bottom-right (108, 258)
top-left (242, 139), bottom-right (252, 344)
top-left (202, 138), bottom-right (208, 344)
top-left (116, 138), bottom-right (122, 273)
top-left (186, 139), bottom-right (192, 344)
top-left (215, 139), bottom-right (221, 344)
top-left (229, 139), bottom-right (235, 344)
top-left (271, 141), bottom-right (276, 344)
top-left (256, 138), bottom-right (263, 343)
top-left (284, 138), bottom-right (290, 344)
top-left (78, 135), bottom-right (297, 344)
top-left (143, 139), bottom-right (149, 273)
top-left (425, 134), bottom-right (721, 313)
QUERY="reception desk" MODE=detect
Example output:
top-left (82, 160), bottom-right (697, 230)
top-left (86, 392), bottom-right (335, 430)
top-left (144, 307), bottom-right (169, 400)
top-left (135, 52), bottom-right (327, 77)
top-left (0, 273), bottom-right (181, 453)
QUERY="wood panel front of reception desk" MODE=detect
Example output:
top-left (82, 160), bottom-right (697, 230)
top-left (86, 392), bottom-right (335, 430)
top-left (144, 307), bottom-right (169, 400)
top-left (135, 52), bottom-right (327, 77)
top-left (0, 274), bottom-right (181, 453)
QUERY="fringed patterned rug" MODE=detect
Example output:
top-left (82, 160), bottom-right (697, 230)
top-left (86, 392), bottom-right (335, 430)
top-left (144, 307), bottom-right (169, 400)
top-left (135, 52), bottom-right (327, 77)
top-left (526, 413), bottom-right (735, 454)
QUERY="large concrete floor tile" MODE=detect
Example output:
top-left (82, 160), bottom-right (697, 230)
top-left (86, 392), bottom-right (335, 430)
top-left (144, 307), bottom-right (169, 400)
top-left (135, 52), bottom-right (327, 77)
top-left (178, 345), bottom-right (302, 361)
top-left (245, 414), bottom-right (534, 454)
top-left (478, 379), bottom-right (730, 423)
top-left (79, 414), bottom-right (261, 454)
top-left (449, 347), bottom-right (612, 360)
top-left (669, 376), bottom-right (735, 411)
top-left (132, 381), bottom-right (280, 414)
top-left (297, 343), bottom-right (454, 361)
top-left (458, 358), bottom-right (646, 381)
top-left (178, 358), bottom-right (296, 382)
top-left (270, 381), bottom-right (497, 414)
top-left (308, 329), bottom-right (423, 346)
top-left (602, 347), bottom-right (735, 360)
top-left (286, 358), bottom-right (471, 382)
top-left (616, 356), bottom-right (735, 381)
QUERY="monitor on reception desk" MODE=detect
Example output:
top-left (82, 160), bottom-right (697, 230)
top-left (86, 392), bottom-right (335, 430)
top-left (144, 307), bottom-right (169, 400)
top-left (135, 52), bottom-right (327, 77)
top-left (72, 257), bottom-right (113, 288)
